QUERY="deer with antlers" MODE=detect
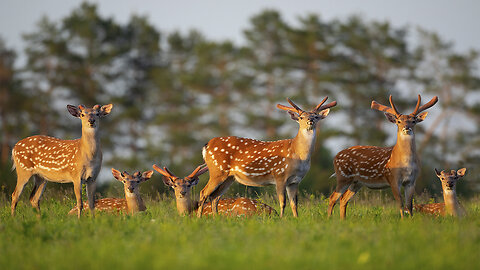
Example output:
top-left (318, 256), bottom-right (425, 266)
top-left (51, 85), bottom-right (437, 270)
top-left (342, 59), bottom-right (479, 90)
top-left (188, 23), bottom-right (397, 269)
top-left (197, 97), bottom-right (337, 217)
top-left (11, 104), bottom-right (113, 218)
top-left (414, 168), bottom-right (466, 217)
top-left (328, 95), bottom-right (438, 219)
top-left (153, 164), bottom-right (276, 217)
top-left (68, 169), bottom-right (154, 215)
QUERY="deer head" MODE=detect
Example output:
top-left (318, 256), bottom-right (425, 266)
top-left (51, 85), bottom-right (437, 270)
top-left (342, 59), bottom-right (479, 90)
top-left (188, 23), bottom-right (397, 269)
top-left (434, 168), bottom-right (466, 192)
top-left (111, 168), bottom-right (154, 194)
top-left (67, 104), bottom-right (113, 129)
top-left (277, 97), bottom-right (337, 131)
top-left (371, 95), bottom-right (438, 136)
top-left (153, 164), bottom-right (209, 198)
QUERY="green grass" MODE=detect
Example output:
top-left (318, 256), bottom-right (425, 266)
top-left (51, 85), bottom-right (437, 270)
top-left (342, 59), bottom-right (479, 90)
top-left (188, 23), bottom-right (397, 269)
top-left (1, 195), bottom-right (479, 270)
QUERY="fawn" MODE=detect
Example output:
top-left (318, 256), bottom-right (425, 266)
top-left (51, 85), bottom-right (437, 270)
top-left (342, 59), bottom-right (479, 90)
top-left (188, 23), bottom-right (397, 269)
top-left (153, 164), bottom-right (277, 217)
top-left (414, 168), bottom-right (466, 217)
top-left (11, 104), bottom-right (113, 218)
top-left (69, 168), bottom-right (154, 215)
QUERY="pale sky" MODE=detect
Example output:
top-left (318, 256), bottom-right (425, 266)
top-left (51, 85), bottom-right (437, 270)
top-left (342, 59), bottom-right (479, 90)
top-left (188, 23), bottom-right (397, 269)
top-left (1, 0), bottom-right (479, 57)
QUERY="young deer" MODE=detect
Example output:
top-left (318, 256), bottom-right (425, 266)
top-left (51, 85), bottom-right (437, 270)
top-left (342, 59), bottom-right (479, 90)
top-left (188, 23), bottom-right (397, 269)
top-left (328, 95), bottom-right (438, 219)
top-left (11, 104), bottom-right (113, 218)
top-left (414, 168), bottom-right (466, 217)
top-left (153, 164), bottom-right (277, 217)
top-left (68, 168), bottom-right (154, 215)
top-left (198, 97), bottom-right (336, 218)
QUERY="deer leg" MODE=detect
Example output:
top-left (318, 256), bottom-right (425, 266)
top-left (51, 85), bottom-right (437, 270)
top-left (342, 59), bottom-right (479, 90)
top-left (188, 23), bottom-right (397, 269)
top-left (86, 179), bottom-right (96, 218)
top-left (390, 181), bottom-right (404, 218)
top-left (210, 176), bottom-right (234, 216)
top-left (286, 183), bottom-right (299, 217)
top-left (11, 169), bottom-right (32, 217)
top-left (339, 183), bottom-right (362, 220)
top-left (275, 183), bottom-right (287, 218)
top-left (327, 180), bottom-right (350, 218)
top-left (197, 174), bottom-right (227, 218)
top-left (73, 182), bottom-right (83, 219)
top-left (29, 175), bottom-right (47, 216)
top-left (404, 183), bottom-right (415, 217)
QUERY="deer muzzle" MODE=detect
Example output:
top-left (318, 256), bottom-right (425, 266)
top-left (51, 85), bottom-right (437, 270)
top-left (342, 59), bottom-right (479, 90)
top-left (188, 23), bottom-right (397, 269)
top-left (402, 127), bottom-right (413, 135)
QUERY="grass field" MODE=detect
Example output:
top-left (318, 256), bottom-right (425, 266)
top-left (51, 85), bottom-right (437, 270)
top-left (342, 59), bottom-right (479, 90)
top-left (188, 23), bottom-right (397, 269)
top-left (0, 193), bottom-right (479, 270)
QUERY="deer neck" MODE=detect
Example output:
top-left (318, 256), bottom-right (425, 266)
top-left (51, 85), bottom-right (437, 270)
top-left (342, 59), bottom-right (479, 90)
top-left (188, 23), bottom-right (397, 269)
top-left (390, 130), bottom-right (417, 165)
top-left (175, 193), bottom-right (196, 215)
top-left (80, 126), bottom-right (101, 158)
top-left (443, 189), bottom-right (463, 217)
top-left (124, 188), bottom-right (146, 213)
top-left (291, 126), bottom-right (317, 161)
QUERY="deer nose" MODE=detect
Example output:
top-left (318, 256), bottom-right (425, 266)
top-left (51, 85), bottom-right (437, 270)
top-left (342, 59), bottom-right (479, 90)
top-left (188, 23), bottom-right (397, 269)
top-left (180, 191), bottom-right (186, 196)
top-left (446, 182), bottom-right (454, 188)
top-left (128, 187), bottom-right (135, 193)
top-left (89, 119), bottom-right (95, 124)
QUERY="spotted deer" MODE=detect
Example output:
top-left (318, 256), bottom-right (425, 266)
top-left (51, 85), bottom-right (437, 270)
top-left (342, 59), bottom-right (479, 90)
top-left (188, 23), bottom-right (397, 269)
top-left (68, 168), bottom-right (154, 215)
top-left (11, 104), bottom-right (113, 218)
top-left (153, 164), bottom-right (277, 217)
top-left (328, 95), bottom-right (438, 219)
top-left (197, 97), bottom-right (337, 218)
top-left (414, 168), bottom-right (466, 217)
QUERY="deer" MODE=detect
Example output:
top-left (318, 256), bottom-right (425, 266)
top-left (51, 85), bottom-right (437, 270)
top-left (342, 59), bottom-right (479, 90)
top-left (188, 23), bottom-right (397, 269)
top-left (68, 168), bottom-right (154, 215)
top-left (153, 164), bottom-right (277, 217)
top-left (10, 104), bottom-right (113, 218)
top-left (414, 168), bottom-right (466, 217)
top-left (328, 94), bottom-right (438, 219)
top-left (197, 97), bottom-right (337, 218)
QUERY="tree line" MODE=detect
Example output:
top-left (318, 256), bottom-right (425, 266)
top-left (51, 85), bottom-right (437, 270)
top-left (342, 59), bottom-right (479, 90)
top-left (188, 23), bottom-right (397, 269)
top-left (1, 3), bottom-right (479, 199)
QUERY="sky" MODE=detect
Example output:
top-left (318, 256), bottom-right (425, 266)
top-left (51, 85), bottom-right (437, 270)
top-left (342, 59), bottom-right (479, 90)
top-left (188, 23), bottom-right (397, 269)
top-left (1, 0), bottom-right (479, 57)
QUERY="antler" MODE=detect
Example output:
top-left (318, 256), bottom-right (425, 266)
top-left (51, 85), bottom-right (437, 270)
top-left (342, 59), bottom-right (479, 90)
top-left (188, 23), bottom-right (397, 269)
top-left (187, 164), bottom-right (209, 179)
top-left (277, 98), bottom-right (304, 114)
top-left (371, 95), bottom-right (400, 116)
top-left (152, 164), bottom-right (176, 178)
top-left (313, 96), bottom-right (337, 113)
top-left (410, 95), bottom-right (439, 116)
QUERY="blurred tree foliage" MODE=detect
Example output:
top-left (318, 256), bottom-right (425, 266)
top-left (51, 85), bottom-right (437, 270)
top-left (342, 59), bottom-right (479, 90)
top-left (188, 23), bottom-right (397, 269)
top-left (1, 3), bottom-right (479, 199)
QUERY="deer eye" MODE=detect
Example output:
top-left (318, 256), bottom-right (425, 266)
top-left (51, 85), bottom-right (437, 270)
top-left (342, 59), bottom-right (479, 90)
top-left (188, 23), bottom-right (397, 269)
top-left (81, 113), bottom-right (85, 117)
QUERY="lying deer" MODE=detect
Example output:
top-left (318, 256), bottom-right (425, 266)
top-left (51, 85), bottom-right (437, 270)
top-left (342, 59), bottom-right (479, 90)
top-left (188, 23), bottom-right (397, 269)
top-left (328, 95), bottom-right (438, 219)
top-left (153, 164), bottom-right (277, 217)
top-left (11, 104), bottom-right (113, 218)
top-left (198, 97), bottom-right (336, 217)
top-left (414, 168), bottom-right (466, 217)
top-left (69, 168), bottom-right (154, 215)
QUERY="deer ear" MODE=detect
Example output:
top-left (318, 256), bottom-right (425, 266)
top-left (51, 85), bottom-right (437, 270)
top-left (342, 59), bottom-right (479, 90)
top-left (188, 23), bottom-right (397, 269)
top-left (190, 177), bottom-right (199, 186)
top-left (318, 108), bottom-right (330, 119)
top-left (142, 170), bottom-right (154, 181)
top-left (162, 176), bottom-right (174, 187)
top-left (111, 168), bottom-right (123, 182)
top-left (384, 112), bottom-right (397, 123)
top-left (434, 168), bottom-right (442, 177)
top-left (456, 168), bottom-right (467, 177)
top-left (99, 104), bottom-right (113, 117)
top-left (415, 111), bottom-right (428, 123)
top-left (288, 110), bottom-right (299, 121)
top-left (67, 105), bottom-right (82, 118)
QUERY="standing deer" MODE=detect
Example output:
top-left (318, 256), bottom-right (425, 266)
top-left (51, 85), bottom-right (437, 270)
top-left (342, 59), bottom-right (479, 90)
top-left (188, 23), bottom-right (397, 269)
top-left (414, 168), bottom-right (466, 217)
top-left (328, 95), bottom-right (438, 219)
top-left (153, 164), bottom-right (276, 217)
top-left (11, 104), bottom-right (113, 218)
top-left (197, 97), bottom-right (337, 217)
top-left (68, 168), bottom-right (154, 215)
